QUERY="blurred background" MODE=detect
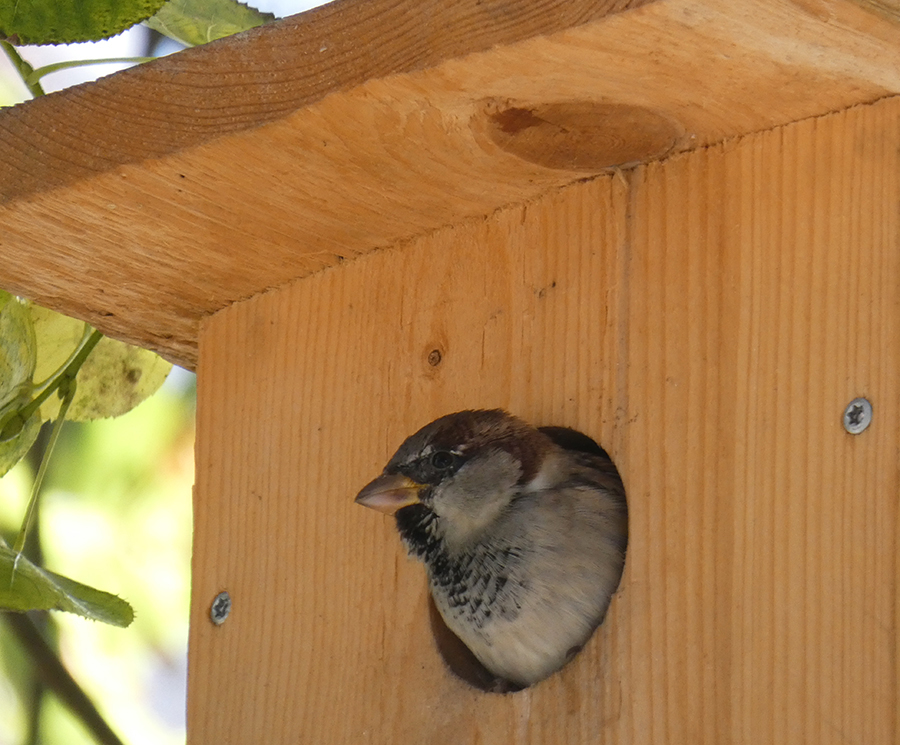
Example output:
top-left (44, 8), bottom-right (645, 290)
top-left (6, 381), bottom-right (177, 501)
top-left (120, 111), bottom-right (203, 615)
top-left (0, 2), bottom-right (327, 743)
top-left (0, 370), bottom-right (196, 745)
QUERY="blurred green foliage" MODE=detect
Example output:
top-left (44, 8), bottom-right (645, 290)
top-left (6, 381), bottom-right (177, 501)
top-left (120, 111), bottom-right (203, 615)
top-left (0, 371), bottom-right (195, 745)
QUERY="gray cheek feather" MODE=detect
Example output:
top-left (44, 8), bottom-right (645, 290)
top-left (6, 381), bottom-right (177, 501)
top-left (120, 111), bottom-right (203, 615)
top-left (430, 449), bottom-right (522, 551)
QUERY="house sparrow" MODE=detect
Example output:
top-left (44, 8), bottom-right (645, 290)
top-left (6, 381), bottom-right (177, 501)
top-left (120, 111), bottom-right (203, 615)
top-left (354, 409), bottom-right (628, 690)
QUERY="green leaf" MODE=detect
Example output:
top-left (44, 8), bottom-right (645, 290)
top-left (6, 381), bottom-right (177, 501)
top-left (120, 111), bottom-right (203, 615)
top-left (0, 543), bottom-right (134, 626)
top-left (0, 291), bottom-right (40, 477)
top-left (145, 0), bottom-right (275, 47)
top-left (0, 0), bottom-right (168, 45)
top-left (0, 414), bottom-right (41, 479)
top-left (30, 305), bottom-right (87, 406)
top-left (0, 292), bottom-right (36, 418)
top-left (31, 306), bottom-right (172, 421)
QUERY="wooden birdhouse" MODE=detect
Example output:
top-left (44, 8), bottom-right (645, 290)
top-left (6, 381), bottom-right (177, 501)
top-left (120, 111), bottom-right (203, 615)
top-left (1, 0), bottom-right (897, 742)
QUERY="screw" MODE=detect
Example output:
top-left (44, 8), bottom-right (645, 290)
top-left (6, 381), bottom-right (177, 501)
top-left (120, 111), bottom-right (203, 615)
top-left (210, 591), bottom-right (232, 625)
top-left (843, 398), bottom-right (873, 435)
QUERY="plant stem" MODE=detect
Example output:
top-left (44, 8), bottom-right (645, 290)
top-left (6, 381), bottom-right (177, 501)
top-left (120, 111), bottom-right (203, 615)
top-left (32, 323), bottom-right (93, 395)
top-left (3, 328), bottom-right (103, 439)
top-left (13, 381), bottom-right (75, 556)
top-left (11, 327), bottom-right (102, 557)
top-left (26, 57), bottom-right (154, 87)
top-left (0, 40), bottom-right (45, 98)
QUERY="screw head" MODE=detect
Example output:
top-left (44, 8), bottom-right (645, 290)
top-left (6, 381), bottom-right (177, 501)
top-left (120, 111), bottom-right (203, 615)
top-left (210, 591), bottom-right (232, 625)
top-left (843, 398), bottom-right (873, 435)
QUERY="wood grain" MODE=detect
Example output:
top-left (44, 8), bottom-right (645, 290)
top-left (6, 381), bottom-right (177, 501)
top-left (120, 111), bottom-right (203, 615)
top-left (850, 0), bottom-right (900, 21)
top-left (0, 0), bottom-right (655, 201)
top-left (190, 97), bottom-right (899, 743)
top-left (0, 0), bottom-right (898, 368)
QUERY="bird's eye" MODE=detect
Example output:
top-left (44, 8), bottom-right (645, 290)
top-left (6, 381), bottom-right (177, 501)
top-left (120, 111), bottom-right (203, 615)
top-left (430, 451), bottom-right (456, 470)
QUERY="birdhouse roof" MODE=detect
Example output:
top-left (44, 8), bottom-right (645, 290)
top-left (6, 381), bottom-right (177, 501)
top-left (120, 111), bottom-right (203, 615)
top-left (1, 0), bottom-right (897, 369)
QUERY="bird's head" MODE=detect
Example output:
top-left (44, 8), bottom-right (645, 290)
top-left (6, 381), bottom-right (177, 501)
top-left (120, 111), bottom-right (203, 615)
top-left (355, 409), bottom-right (553, 550)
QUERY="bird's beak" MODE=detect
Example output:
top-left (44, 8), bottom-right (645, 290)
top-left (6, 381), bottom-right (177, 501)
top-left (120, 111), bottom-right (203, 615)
top-left (354, 473), bottom-right (423, 515)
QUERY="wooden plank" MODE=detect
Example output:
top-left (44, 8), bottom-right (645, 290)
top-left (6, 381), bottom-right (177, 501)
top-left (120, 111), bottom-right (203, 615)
top-left (190, 96), bottom-right (899, 743)
top-left (0, 0), bottom-right (655, 201)
top-left (1, 0), bottom-right (898, 368)
top-left (851, 0), bottom-right (900, 22)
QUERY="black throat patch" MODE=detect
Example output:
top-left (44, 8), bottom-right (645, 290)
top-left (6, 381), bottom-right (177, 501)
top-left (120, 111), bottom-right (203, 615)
top-left (394, 503), bottom-right (520, 629)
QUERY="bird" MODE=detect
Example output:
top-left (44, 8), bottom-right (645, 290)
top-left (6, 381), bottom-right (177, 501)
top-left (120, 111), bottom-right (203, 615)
top-left (354, 409), bottom-right (628, 691)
